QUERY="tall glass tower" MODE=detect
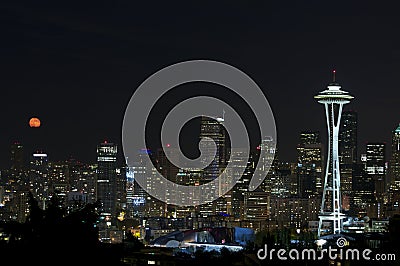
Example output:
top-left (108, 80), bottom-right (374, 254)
top-left (296, 131), bottom-right (323, 198)
top-left (339, 110), bottom-right (358, 211)
top-left (96, 141), bottom-right (118, 219)
top-left (389, 124), bottom-right (400, 203)
top-left (10, 141), bottom-right (24, 171)
top-left (200, 115), bottom-right (228, 182)
top-left (314, 71), bottom-right (354, 237)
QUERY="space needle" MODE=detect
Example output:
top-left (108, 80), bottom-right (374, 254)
top-left (314, 70), bottom-right (354, 238)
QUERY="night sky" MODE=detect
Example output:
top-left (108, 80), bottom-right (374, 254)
top-left (1, 0), bottom-right (399, 168)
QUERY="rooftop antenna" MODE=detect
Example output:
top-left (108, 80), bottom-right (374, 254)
top-left (333, 69), bottom-right (336, 82)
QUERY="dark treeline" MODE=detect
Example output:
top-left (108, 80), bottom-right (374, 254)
top-left (0, 192), bottom-right (124, 265)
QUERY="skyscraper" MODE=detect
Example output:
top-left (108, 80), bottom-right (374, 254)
top-left (155, 146), bottom-right (180, 184)
top-left (29, 151), bottom-right (49, 209)
top-left (125, 164), bottom-right (135, 218)
top-left (96, 141), bottom-right (118, 219)
top-left (389, 124), bottom-right (400, 203)
top-left (131, 149), bottom-right (150, 219)
top-left (339, 110), bottom-right (358, 164)
top-left (131, 148), bottom-right (166, 219)
top-left (10, 141), bottom-right (24, 171)
top-left (231, 149), bottom-right (256, 220)
top-left (314, 72), bottom-right (354, 237)
top-left (296, 131), bottom-right (323, 198)
top-left (366, 142), bottom-right (386, 208)
top-left (352, 162), bottom-right (375, 216)
top-left (258, 136), bottom-right (279, 193)
top-left (198, 115), bottom-right (228, 216)
top-left (339, 110), bottom-right (358, 210)
top-left (199, 115), bottom-right (228, 182)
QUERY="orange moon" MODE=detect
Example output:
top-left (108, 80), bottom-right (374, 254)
top-left (29, 117), bottom-right (41, 128)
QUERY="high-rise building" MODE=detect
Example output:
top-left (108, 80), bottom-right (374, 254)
top-left (314, 72), bottom-right (354, 237)
top-left (352, 162), bottom-right (375, 216)
top-left (155, 145), bottom-right (180, 207)
top-left (47, 161), bottom-right (69, 203)
top-left (10, 141), bottom-right (24, 171)
top-left (268, 197), bottom-right (320, 230)
top-left (29, 151), bottom-right (49, 209)
top-left (8, 142), bottom-right (28, 218)
top-left (366, 142), bottom-right (386, 207)
top-left (198, 115), bottom-right (228, 216)
top-left (125, 165), bottom-right (135, 218)
top-left (339, 110), bottom-right (358, 210)
top-left (173, 167), bottom-right (202, 218)
top-left (389, 124), bottom-right (400, 203)
top-left (133, 149), bottom-right (152, 200)
top-left (96, 141), bottom-right (118, 219)
top-left (296, 131), bottom-right (323, 198)
top-left (339, 110), bottom-right (358, 164)
top-left (132, 148), bottom-right (165, 219)
top-left (243, 189), bottom-right (269, 222)
top-left (366, 143), bottom-right (386, 175)
top-left (67, 159), bottom-right (97, 205)
top-left (231, 149), bottom-right (256, 220)
top-left (115, 166), bottom-right (126, 218)
top-left (199, 115), bottom-right (228, 182)
top-left (155, 146), bottom-right (180, 182)
top-left (258, 136), bottom-right (279, 194)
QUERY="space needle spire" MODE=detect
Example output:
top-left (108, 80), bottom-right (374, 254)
top-left (314, 70), bottom-right (354, 238)
top-left (332, 69), bottom-right (336, 82)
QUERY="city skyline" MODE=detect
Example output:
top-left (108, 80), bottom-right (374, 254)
top-left (1, 1), bottom-right (400, 167)
top-left (1, 106), bottom-right (398, 168)
top-left (2, 2), bottom-right (400, 264)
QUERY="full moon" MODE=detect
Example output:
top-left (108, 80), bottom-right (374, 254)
top-left (29, 117), bottom-right (41, 128)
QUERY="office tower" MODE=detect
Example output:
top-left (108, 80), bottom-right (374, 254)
top-left (231, 149), bottom-right (256, 220)
top-left (67, 159), bottom-right (97, 205)
top-left (132, 148), bottom-right (164, 219)
top-left (296, 131), bottom-right (323, 198)
top-left (125, 165), bottom-right (135, 218)
top-left (243, 189), bottom-right (269, 222)
top-left (199, 115), bottom-right (228, 181)
top-left (173, 168), bottom-right (202, 218)
top-left (269, 197), bottom-right (320, 230)
top-left (3, 142), bottom-right (27, 222)
top-left (366, 142), bottom-right (386, 208)
top-left (314, 71), bottom-right (354, 237)
top-left (96, 141), bottom-right (118, 220)
top-left (29, 151), bottom-right (49, 209)
top-left (259, 139), bottom-right (291, 199)
top-left (155, 146), bottom-right (180, 183)
top-left (9, 142), bottom-right (28, 218)
top-left (133, 149), bottom-right (151, 199)
top-left (47, 161), bottom-right (69, 204)
top-left (389, 124), bottom-right (400, 203)
top-left (269, 164), bottom-right (291, 199)
top-left (0, 186), bottom-right (4, 207)
top-left (258, 136), bottom-right (278, 193)
top-left (10, 141), bottom-right (24, 171)
top-left (366, 143), bottom-right (386, 175)
top-left (278, 162), bottom-right (299, 197)
top-left (339, 110), bottom-right (358, 164)
top-left (352, 162), bottom-right (375, 216)
top-left (198, 115), bottom-right (228, 216)
top-left (155, 145), bottom-right (180, 206)
top-left (339, 110), bottom-right (358, 210)
top-left (115, 166), bottom-right (126, 217)
top-left (15, 191), bottom-right (30, 223)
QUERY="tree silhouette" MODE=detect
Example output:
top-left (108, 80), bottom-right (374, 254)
top-left (1, 191), bottom-right (123, 265)
top-left (124, 230), bottom-right (144, 252)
